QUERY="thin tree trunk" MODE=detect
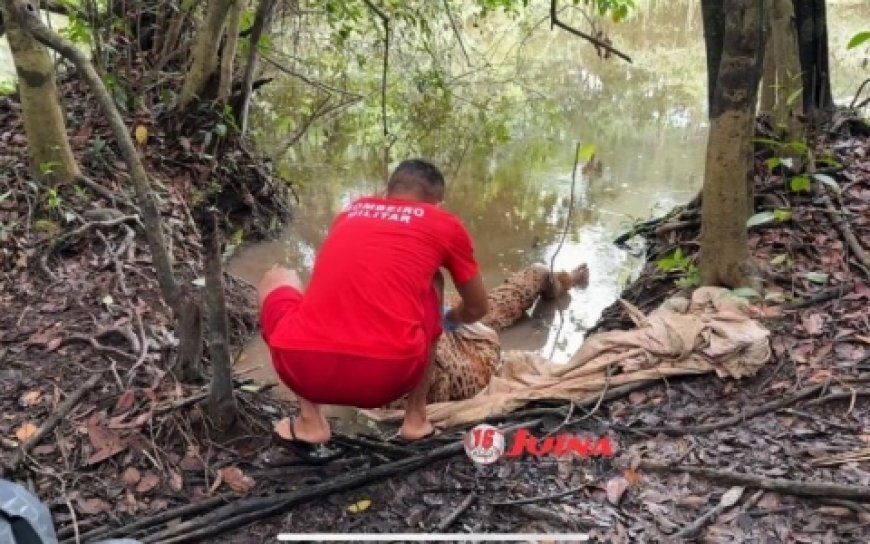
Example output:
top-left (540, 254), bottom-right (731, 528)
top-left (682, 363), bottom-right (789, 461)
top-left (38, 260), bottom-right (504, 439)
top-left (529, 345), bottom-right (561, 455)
top-left (156, 0), bottom-right (198, 70)
top-left (200, 207), bottom-right (237, 429)
top-left (217, 0), bottom-right (242, 103)
top-left (238, 0), bottom-right (275, 135)
top-left (6, 0), bottom-right (204, 382)
top-left (760, 0), bottom-right (804, 141)
top-left (699, 0), bottom-right (766, 288)
top-left (2, 0), bottom-right (79, 184)
top-left (701, 0), bottom-right (725, 115)
top-left (179, 0), bottom-right (235, 108)
top-left (793, 0), bottom-right (833, 122)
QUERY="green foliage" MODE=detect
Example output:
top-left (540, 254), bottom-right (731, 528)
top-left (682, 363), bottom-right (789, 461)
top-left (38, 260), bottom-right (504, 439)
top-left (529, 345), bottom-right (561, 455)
top-left (656, 247), bottom-right (700, 288)
top-left (847, 31), bottom-right (870, 49)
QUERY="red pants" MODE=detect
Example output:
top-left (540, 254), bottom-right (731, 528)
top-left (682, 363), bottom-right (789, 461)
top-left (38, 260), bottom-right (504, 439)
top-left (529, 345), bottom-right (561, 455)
top-left (259, 286), bottom-right (441, 408)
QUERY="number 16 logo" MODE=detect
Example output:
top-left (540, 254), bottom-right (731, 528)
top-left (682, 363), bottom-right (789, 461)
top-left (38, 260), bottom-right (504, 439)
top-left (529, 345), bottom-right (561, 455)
top-left (464, 424), bottom-right (505, 464)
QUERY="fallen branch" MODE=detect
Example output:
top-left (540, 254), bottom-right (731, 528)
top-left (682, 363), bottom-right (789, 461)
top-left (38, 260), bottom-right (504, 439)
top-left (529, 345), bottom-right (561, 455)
top-left (436, 492), bottom-right (477, 531)
top-left (136, 418), bottom-right (543, 543)
top-left (808, 151), bottom-right (870, 278)
top-left (804, 388), bottom-right (870, 408)
top-left (629, 383), bottom-right (825, 436)
top-left (62, 495), bottom-right (233, 544)
top-left (489, 484), bottom-right (589, 507)
top-left (784, 282), bottom-right (856, 310)
top-left (2, 372), bottom-right (102, 477)
top-left (672, 486), bottom-right (744, 539)
top-left (639, 461), bottom-right (870, 502)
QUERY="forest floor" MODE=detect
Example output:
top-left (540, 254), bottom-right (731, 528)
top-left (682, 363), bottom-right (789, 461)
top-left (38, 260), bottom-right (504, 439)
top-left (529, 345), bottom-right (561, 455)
top-left (2, 69), bottom-right (870, 543)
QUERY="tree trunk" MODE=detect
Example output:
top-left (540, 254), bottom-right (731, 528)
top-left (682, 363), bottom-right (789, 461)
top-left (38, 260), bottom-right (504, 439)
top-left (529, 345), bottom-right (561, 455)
top-left (179, 0), bottom-right (235, 108)
top-left (2, 0), bottom-right (79, 184)
top-left (760, 0), bottom-right (804, 141)
top-left (156, 0), bottom-right (198, 71)
top-left (6, 0), bottom-right (204, 382)
top-left (200, 207), bottom-right (237, 430)
top-left (793, 0), bottom-right (833, 122)
top-left (699, 0), bottom-right (765, 288)
top-left (238, 0), bottom-right (275, 135)
top-left (701, 0), bottom-right (725, 115)
top-left (216, 0), bottom-right (242, 103)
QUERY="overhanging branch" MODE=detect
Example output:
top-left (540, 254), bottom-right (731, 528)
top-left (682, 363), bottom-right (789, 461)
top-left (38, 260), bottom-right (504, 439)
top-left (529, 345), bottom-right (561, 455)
top-left (550, 0), bottom-right (632, 63)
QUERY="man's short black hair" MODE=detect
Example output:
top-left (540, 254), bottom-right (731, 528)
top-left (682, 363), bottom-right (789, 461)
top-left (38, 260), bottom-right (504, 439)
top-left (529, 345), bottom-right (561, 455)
top-left (387, 159), bottom-right (445, 199)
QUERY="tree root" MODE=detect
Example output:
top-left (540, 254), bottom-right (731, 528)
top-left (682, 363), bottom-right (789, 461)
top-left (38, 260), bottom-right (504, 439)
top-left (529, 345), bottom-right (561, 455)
top-left (39, 214), bottom-right (142, 279)
top-left (2, 372), bottom-right (102, 477)
top-left (638, 461), bottom-right (870, 502)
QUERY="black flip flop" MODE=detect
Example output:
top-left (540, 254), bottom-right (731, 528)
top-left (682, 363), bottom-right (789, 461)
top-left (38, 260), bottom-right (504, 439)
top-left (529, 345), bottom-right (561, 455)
top-left (272, 420), bottom-right (345, 465)
top-left (386, 428), bottom-right (441, 445)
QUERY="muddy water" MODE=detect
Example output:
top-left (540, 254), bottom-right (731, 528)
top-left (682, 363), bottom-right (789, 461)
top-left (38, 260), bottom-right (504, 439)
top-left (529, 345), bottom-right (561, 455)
top-left (227, 1), bottom-right (869, 431)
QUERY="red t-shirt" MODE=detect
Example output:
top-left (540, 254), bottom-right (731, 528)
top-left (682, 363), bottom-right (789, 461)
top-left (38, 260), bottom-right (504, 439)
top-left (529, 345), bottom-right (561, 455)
top-left (267, 196), bottom-right (480, 360)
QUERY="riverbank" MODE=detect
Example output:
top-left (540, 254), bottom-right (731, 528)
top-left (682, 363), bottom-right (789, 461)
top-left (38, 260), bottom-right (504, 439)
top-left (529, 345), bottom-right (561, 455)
top-left (1, 56), bottom-right (869, 544)
top-left (214, 114), bottom-right (869, 542)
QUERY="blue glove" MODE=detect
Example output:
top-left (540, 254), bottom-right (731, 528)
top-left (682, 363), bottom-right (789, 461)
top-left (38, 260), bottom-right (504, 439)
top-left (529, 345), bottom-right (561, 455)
top-left (442, 307), bottom-right (460, 332)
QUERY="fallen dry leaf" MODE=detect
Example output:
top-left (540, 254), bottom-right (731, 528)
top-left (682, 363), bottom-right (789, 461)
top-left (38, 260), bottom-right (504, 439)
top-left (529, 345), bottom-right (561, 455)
top-left (677, 495), bottom-right (710, 509)
top-left (136, 472), bottom-right (160, 494)
top-left (76, 497), bottom-right (112, 515)
top-left (219, 466), bottom-right (255, 494)
top-left (15, 422), bottom-right (38, 442)
top-left (19, 390), bottom-right (42, 407)
top-left (623, 468), bottom-right (642, 486)
top-left (819, 506), bottom-right (852, 517)
top-left (169, 470), bottom-right (184, 492)
top-left (114, 390), bottom-right (135, 413)
top-left (122, 467), bottom-right (142, 486)
top-left (605, 476), bottom-right (629, 505)
top-left (801, 313), bottom-right (825, 336)
top-left (32, 444), bottom-right (55, 456)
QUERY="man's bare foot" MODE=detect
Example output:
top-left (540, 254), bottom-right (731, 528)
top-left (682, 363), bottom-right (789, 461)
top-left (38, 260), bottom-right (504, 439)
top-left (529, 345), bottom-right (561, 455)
top-left (274, 415), bottom-right (330, 444)
top-left (399, 417), bottom-right (435, 441)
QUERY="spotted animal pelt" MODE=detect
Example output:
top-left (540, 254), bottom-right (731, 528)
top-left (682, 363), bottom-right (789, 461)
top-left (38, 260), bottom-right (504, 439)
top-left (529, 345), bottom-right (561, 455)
top-left (387, 262), bottom-right (588, 407)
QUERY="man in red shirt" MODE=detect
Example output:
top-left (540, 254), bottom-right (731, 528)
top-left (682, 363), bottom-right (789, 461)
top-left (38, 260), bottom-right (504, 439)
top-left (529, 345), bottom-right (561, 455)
top-left (257, 159), bottom-right (488, 456)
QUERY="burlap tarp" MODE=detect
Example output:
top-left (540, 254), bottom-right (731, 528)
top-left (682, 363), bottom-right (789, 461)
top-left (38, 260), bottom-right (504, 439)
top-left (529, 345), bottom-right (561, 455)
top-left (361, 287), bottom-right (772, 429)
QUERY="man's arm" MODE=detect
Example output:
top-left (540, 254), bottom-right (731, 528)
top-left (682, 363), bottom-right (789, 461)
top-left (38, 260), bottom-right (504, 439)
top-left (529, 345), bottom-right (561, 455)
top-left (447, 273), bottom-right (488, 323)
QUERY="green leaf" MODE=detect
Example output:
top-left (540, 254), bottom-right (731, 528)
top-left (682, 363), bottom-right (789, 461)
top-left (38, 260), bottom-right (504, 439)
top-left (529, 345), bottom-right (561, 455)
top-left (812, 173), bottom-right (840, 194)
top-left (770, 253), bottom-right (789, 266)
top-left (732, 287), bottom-right (761, 300)
top-left (847, 31), bottom-right (870, 49)
top-left (578, 143), bottom-right (597, 162)
top-left (765, 157), bottom-right (782, 171)
top-left (347, 499), bottom-right (372, 513)
top-left (240, 383), bottom-right (264, 393)
top-left (0, 191), bottom-right (11, 202)
top-left (786, 88), bottom-right (802, 106)
top-left (789, 175), bottom-right (811, 192)
top-left (214, 123), bottom-right (227, 138)
top-left (786, 140), bottom-right (808, 154)
top-left (772, 209), bottom-right (792, 222)
top-left (803, 271), bottom-right (829, 284)
top-left (747, 211), bottom-right (776, 228)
